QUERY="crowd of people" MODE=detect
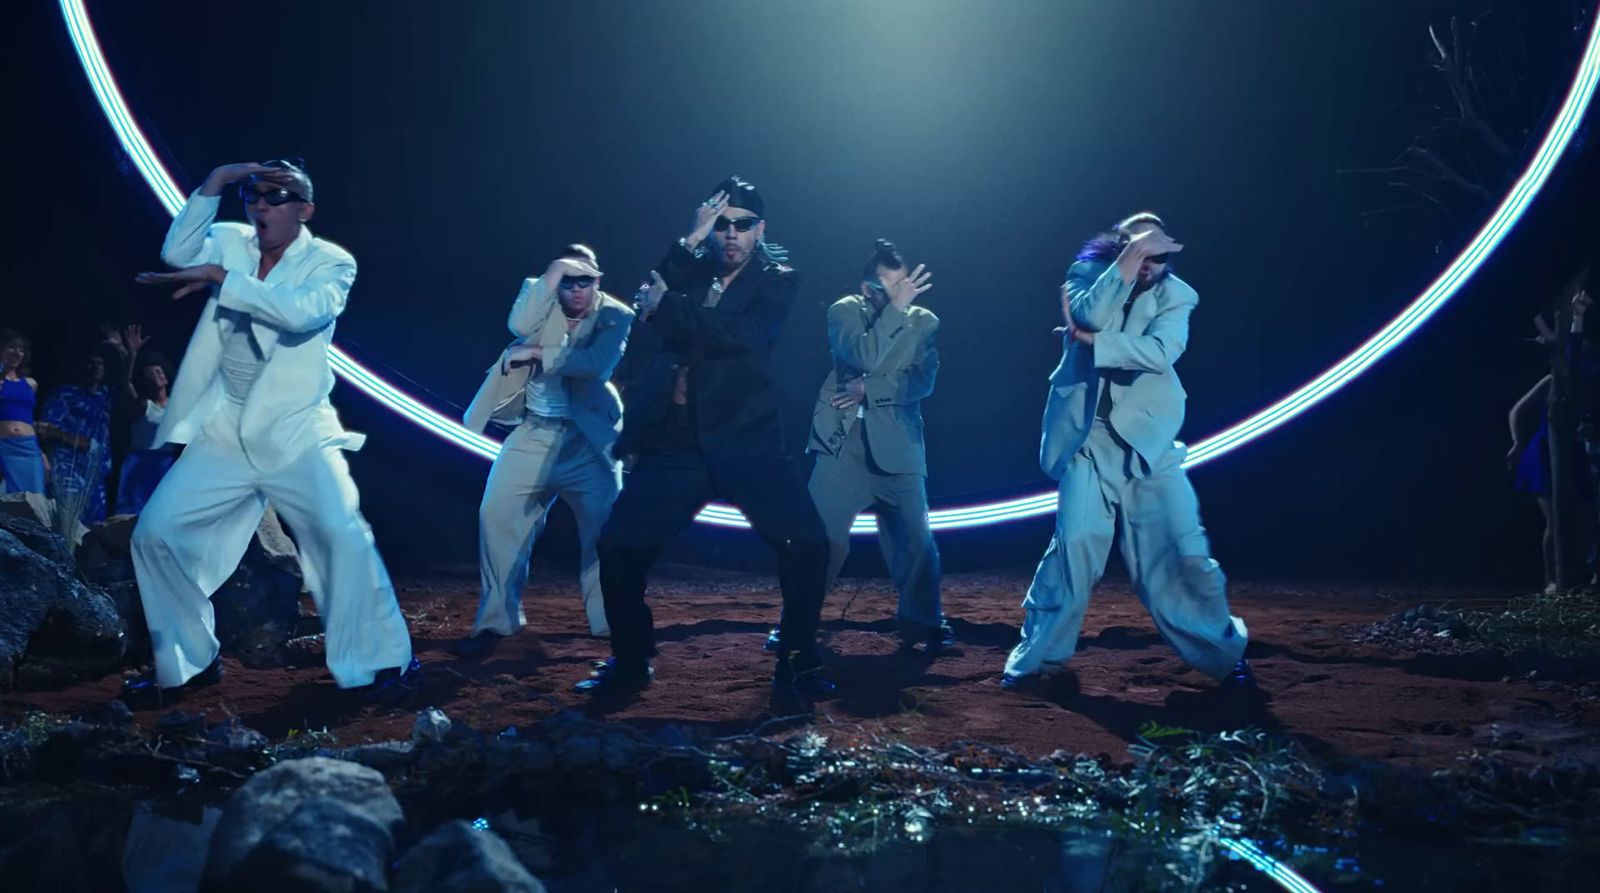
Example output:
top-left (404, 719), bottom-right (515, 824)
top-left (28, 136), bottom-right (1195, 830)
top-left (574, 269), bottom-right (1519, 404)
top-left (0, 323), bottom-right (175, 523)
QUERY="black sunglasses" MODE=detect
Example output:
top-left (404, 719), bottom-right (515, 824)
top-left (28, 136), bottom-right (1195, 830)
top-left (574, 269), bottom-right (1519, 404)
top-left (712, 216), bottom-right (762, 233)
top-left (239, 185), bottom-right (308, 206)
top-left (1146, 254), bottom-right (1171, 265)
top-left (559, 275), bottom-right (597, 290)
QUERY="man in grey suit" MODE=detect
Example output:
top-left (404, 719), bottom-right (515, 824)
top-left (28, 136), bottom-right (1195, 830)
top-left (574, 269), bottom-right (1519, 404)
top-left (459, 244), bottom-right (635, 656)
top-left (1004, 213), bottom-right (1251, 690)
top-left (789, 239), bottom-right (952, 652)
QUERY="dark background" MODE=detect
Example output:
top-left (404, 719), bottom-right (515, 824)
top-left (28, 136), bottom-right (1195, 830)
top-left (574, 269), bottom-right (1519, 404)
top-left (7, 1), bottom-right (1598, 584)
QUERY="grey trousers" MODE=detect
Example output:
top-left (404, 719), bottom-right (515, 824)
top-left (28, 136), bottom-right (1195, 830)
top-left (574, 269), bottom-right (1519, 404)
top-left (1005, 420), bottom-right (1247, 680)
top-left (808, 420), bottom-right (942, 638)
top-left (476, 416), bottom-right (619, 637)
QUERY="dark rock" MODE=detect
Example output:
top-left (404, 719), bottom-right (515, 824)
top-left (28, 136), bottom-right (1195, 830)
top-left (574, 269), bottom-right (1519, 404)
top-left (0, 526), bottom-right (127, 690)
top-left (206, 718), bottom-right (269, 752)
top-left (158, 709), bottom-right (207, 738)
top-left (557, 734), bottom-right (602, 768)
top-left (77, 509), bottom-right (308, 670)
top-left (484, 738), bottom-right (557, 780)
top-left (330, 740), bottom-right (420, 771)
top-left (204, 756), bottom-right (405, 889)
top-left (0, 510), bottom-right (75, 566)
top-left (0, 803), bottom-right (126, 893)
top-left (84, 697), bottom-right (134, 727)
top-left (411, 707), bottom-right (452, 746)
top-left (227, 798), bottom-right (395, 893)
top-left (121, 802), bottom-right (224, 893)
top-left (204, 718), bottom-right (270, 773)
top-left (211, 517), bottom-right (305, 666)
top-left (392, 819), bottom-right (548, 893)
top-left (76, 514), bottom-right (135, 585)
top-left (101, 579), bottom-right (149, 659)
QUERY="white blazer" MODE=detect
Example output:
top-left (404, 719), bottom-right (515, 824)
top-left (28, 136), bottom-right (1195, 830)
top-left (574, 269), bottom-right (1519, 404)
top-left (155, 192), bottom-right (363, 472)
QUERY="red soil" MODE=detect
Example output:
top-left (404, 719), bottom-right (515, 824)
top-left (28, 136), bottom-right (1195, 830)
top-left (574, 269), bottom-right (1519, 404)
top-left (6, 569), bottom-right (1595, 769)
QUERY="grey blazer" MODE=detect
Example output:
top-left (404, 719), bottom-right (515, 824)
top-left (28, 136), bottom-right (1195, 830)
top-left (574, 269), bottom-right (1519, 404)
top-left (807, 295), bottom-right (939, 476)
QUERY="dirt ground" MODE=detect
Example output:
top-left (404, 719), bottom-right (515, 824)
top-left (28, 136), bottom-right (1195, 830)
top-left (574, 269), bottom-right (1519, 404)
top-left (6, 567), bottom-right (1596, 769)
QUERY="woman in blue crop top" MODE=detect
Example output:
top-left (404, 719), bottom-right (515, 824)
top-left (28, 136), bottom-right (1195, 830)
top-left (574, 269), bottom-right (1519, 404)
top-left (0, 329), bottom-right (47, 496)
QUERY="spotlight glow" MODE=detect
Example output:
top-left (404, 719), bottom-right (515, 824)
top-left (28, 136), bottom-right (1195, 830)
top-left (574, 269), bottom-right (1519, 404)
top-left (60, 0), bottom-right (1600, 535)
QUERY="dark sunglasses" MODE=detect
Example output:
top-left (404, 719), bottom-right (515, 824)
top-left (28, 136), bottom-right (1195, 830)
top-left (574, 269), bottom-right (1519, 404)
top-left (239, 185), bottom-right (308, 206)
top-left (559, 275), bottom-right (597, 290)
top-left (1146, 254), bottom-right (1171, 265)
top-left (712, 215), bottom-right (762, 233)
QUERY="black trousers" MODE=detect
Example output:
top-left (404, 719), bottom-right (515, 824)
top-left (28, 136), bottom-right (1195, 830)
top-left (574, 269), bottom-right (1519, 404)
top-left (598, 445), bottom-right (829, 667)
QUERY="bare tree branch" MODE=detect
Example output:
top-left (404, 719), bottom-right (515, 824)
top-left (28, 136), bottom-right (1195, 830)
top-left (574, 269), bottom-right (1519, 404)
top-left (1429, 20), bottom-right (1515, 160)
top-left (1404, 144), bottom-right (1494, 200)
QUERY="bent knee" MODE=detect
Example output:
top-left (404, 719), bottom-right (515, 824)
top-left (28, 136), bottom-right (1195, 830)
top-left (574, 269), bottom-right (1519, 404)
top-left (131, 510), bottom-right (179, 552)
top-left (1177, 554), bottom-right (1227, 595)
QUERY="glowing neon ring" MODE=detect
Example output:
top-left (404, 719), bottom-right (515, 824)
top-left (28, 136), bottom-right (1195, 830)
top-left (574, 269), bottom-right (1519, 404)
top-left (61, 0), bottom-right (1600, 534)
top-left (1219, 837), bottom-right (1324, 893)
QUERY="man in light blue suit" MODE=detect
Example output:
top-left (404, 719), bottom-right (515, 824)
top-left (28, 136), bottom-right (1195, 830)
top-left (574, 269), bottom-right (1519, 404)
top-left (1004, 212), bottom-right (1252, 690)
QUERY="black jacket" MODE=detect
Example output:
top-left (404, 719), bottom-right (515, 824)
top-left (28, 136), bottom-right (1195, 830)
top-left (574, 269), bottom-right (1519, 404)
top-left (614, 240), bottom-right (800, 461)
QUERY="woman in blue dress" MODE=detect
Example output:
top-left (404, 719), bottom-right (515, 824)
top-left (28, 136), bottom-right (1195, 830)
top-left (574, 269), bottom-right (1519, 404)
top-left (0, 329), bottom-right (47, 495)
top-left (39, 347), bottom-right (114, 523)
top-left (1506, 374), bottom-right (1593, 594)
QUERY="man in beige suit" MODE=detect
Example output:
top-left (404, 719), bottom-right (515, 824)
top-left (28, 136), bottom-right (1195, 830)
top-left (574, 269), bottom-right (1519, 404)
top-left (459, 244), bottom-right (635, 655)
top-left (790, 238), bottom-right (952, 652)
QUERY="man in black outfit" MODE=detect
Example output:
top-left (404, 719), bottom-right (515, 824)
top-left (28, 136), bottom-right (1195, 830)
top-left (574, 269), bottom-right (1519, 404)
top-left (579, 176), bottom-right (835, 706)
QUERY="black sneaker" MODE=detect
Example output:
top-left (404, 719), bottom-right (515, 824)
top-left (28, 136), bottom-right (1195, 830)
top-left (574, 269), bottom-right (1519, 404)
top-left (998, 672), bottom-right (1035, 692)
top-left (762, 627), bottom-right (782, 651)
top-left (120, 657), bottom-right (223, 708)
top-left (362, 657), bottom-right (424, 705)
top-left (902, 619), bottom-right (958, 653)
top-left (1221, 659), bottom-right (1257, 690)
top-left (772, 650), bottom-right (837, 699)
top-left (575, 658), bottom-right (653, 695)
top-left (451, 631), bottom-right (504, 658)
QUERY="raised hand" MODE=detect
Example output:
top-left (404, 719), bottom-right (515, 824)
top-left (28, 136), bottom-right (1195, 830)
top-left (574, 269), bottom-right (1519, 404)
top-left (687, 191), bottom-right (730, 245)
top-left (886, 263), bottom-right (933, 310)
top-left (636, 270), bottom-right (669, 316)
top-left (1125, 228), bottom-right (1183, 259)
top-left (543, 255), bottom-right (602, 284)
top-left (123, 324), bottom-right (149, 354)
top-left (199, 162), bottom-right (283, 197)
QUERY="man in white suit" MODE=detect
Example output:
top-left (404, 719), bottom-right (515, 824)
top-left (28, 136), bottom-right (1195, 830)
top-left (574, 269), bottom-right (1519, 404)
top-left (124, 160), bottom-right (414, 702)
top-left (458, 244), bottom-right (634, 655)
top-left (1003, 212), bottom-right (1252, 691)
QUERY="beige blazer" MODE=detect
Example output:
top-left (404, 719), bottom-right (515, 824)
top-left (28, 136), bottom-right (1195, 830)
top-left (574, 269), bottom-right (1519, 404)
top-left (463, 275), bottom-right (635, 463)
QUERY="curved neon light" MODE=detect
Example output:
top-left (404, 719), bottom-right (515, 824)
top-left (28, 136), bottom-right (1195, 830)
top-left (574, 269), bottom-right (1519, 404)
top-left (1219, 837), bottom-right (1324, 893)
top-left (61, 0), bottom-right (1600, 534)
